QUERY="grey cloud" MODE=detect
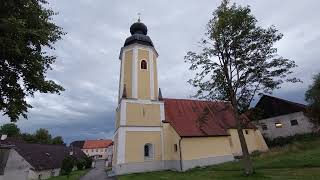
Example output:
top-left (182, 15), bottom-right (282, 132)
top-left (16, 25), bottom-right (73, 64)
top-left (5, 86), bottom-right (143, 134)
top-left (1, 0), bottom-right (320, 143)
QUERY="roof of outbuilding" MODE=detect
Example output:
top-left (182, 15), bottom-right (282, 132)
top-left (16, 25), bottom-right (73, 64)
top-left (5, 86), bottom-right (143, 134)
top-left (1, 139), bottom-right (86, 171)
top-left (70, 140), bottom-right (85, 148)
top-left (83, 139), bottom-right (113, 149)
top-left (163, 98), bottom-right (256, 137)
top-left (253, 95), bottom-right (307, 120)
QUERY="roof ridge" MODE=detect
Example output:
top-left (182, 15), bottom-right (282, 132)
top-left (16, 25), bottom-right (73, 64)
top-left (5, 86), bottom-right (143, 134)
top-left (262, 95), bottom-right (306, 107)
top-left (163, 98), bottom-right (229, 103)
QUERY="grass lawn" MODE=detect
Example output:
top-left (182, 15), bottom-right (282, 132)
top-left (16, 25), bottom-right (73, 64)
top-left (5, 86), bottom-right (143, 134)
top-left (119, 135), bottom-right (320, 180)
top-left (48, 169), bottom-right (89, 180)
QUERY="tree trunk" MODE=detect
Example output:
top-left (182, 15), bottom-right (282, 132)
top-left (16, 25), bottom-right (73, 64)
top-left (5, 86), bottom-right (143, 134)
top-left (236, 121), bottom-right (254, 175)
top-left (229, 85), bottom-right (254, 175)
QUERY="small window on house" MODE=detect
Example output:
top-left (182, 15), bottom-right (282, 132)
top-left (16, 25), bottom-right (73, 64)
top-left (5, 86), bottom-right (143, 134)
top-left (38, 174), bottom-right (42, 179)
top-left (144, 143), bottom-right (153, 160)
top-left (174, 144), bottom-right (178, 152)
top-left (245, 130), bottom-right (249, 134)
top-left (96, 149), bottom-right (98, 152)
top-left (105, 149), bottom-right (107, 152)
top-left (261, 123), bottom-right (268, 130)
top-left (141, 60), bottom-right (147, 69)
top-left (51, 170), bottom-right (55, 177)
top-left (275, 122), bottom-right (283, 128)
top-left (291, 119), bottom-right (298, 126)
top-left (101, 149), bottom-right (103, 152)
top-left (91, 149), bottom-right (94, 152)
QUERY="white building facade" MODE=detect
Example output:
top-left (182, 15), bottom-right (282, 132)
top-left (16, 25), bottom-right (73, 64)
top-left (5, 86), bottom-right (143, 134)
top-left (254, 112), bottom-right (314, 139)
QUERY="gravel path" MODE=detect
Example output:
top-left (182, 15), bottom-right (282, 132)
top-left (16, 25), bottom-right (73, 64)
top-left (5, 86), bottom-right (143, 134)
top-left (80, 160), bottom-right (116, 180)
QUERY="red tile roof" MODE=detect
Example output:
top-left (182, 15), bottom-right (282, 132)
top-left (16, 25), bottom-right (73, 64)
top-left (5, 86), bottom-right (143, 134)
top-left (83, 139), bottom-right (113, 149)
top-left (163, 98), bottom-right (255, 137)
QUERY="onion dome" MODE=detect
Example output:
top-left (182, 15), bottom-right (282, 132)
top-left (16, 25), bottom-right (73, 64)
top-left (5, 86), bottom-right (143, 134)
top-left (130, 22), bottom-right (148, 35)
top-left (124, 20), bottom-right (154, 47)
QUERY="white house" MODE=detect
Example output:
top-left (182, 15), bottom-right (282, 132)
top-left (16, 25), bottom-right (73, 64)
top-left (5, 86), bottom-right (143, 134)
top-left (0, 137), bottom-right (86, 180)
top-left (71, 139), bottom-right (113, 162)
top-left (251, 95), bottom-right (314, 139)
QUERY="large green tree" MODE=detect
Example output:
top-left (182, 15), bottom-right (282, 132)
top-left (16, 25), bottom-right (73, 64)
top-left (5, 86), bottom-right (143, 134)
top-left (34, 128), bottom-right (51, 144)
top-left (0, 123), bottom-right (20, 137)
top-left (305, 73), bottom-right (320, 129)
top-left (0, 0), bottom-right (65, 122)
top-left (185, 0), bottom-right (299, 174)
top-left (52, 136), bottom-right (64, 145)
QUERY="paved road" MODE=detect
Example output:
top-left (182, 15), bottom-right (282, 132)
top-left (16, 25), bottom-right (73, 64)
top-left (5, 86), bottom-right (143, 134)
top-left (80, 160), bottom-right (116, 180)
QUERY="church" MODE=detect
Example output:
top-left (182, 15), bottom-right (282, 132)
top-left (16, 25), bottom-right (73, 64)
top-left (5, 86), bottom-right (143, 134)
top-left (112, 20), bottom-right (268, 175)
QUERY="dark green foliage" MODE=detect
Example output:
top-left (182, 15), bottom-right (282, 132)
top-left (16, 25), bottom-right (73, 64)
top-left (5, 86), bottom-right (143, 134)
top-left (84, 156), bottom-right (93, 169)
top-left (34, 128), bottom-right (52, 144)
top-left (20, 132), bottom-right (37, 143)
top-left (52, 136), bottom-right (64, 145)
top-left (76, 158), bottom-right (86, 170)
top-left (61, 155), bottom-right (75, 176)
top-left (305, 73), bottom-right (320, 128)
top-left (0, 0), bottom-right (65, 122)
top-left (264, 132), bottom-right (320, 148)
top-left (0, 123), bottom-right (65, 145)
top-left (0, 123), bottom-right (20, 137)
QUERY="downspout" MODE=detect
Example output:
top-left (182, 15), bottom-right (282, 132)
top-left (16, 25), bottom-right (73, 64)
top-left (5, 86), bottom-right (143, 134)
top-left (179, 137), bottom-right (183, 171)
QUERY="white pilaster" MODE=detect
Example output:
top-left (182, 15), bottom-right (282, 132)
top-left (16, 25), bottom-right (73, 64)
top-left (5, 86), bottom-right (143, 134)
top-left (120, 100), bottom-right (126, 126)
top-left (132, 47), bottom-right (138, 99)
top-left (160, 103), bottom-right (165, 122)
top-left (119, 52), bottom-right (125, 100)
top-left (149, 49), bottom-right (155, 100)
top-left (117, 127), bottom-right (126, 164)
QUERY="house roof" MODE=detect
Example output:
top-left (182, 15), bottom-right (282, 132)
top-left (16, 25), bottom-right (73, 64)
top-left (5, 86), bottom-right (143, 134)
top-left (163, 98), bottom-right (255, 137)
top-left (70, 140), bottom-right (85, 148)
top-left (83, 139), bottom-right (113, 149)
top-left (1, 139), bottom-right (86, 171)
top-left (254, 95), bottom-right (307, 120)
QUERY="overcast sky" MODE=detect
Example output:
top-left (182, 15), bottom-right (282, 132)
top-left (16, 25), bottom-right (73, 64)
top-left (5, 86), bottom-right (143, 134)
top-left (1, 0), bottom-right (320, 143)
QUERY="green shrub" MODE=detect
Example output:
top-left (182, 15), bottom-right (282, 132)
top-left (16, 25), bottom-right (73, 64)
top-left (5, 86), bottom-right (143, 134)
top-left (76, 158), bottom-right (86, 170)
top-left (84, 156), bottom-right (93, 169)
top-left (61, 155), bottom-right (75, 176)
top-left (265, 132), bottom-right (320, 147)
top-left (251, 150), bottom-right (262, 157)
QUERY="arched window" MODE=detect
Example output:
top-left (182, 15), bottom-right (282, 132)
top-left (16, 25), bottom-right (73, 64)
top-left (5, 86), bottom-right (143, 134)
top-left (144, 143), bottom-right (153, 159)
top-left (141, 60), bottom-right (147, 70)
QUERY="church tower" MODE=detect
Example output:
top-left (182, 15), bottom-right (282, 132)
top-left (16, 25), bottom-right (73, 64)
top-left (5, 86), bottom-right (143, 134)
top-left (112, 20), bottom-right (165, 174)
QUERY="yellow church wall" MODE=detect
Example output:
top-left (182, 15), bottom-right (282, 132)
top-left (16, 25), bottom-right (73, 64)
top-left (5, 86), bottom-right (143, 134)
top-left (180, 136), bottom-right (232, 160)
top-left (112, 133), bottom-right (118, 165)
top-left (126, 102), bottom-right (161, 126)
top-left (125, 131), bottom-right (162, 163)
top-left (124, 50), bottom-right (133, 98)
top-left (138, 49), bottom-right (150, 100)
top-left (228, 129), bottom-right (268, 156)
top-left (163, 123), bottom-right (181, 161)
top-left (153, 54), bottom-right (158, 98)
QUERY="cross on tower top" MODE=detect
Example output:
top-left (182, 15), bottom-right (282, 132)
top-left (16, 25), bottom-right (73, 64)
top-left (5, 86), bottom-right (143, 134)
top-left (137, 13), bottom-right (141, 22)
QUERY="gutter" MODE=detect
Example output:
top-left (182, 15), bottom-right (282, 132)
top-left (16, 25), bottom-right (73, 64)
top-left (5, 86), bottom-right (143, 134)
top-left (179, 137), bottom-right (183, 171)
